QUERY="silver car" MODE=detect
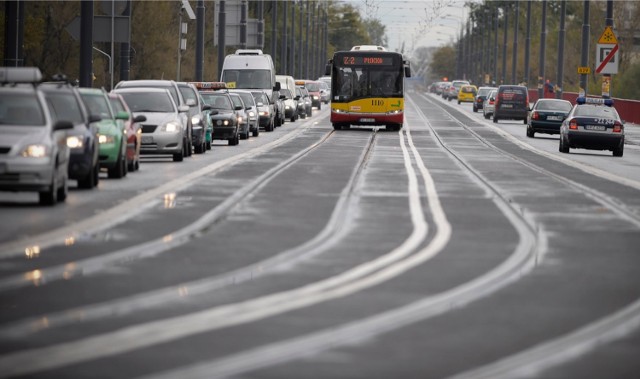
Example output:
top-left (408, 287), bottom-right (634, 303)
top-left (0, 67), bottom-right (73, 205)
top-left (230, 89), bottom-right (260, 137)
top-left (483, 89), bottom-right (498, 120)
top-left (112, 87), bottom-right (189, 162)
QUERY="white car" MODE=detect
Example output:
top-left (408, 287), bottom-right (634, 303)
top-left (112, 87), bottom-right (190, 162)
top-left (483, 89), bottom-right (498, 120)
top-left (0, 67), bottom-right (73, 205)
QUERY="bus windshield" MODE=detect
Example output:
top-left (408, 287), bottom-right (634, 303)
top-left (333, 66), bottom-right (402, 100)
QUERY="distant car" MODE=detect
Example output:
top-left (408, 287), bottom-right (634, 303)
top-left (300, 87), bottom-right (313, 117)
top-left (251, 90), bottom-right (275, 132)
top-left (436, 81), bottom-right (450, 96)
top-left (483, 89), bottom-right (498, 119)
top-left (199, 91), bottom-right (240, 146)
top-left (231, 89), bottom-right (260, 137)
top-left (318, 80), bottom-right (330, 104)
top-left (457, 84), bottom-right (477, 104)
top-left (40, 80), bottom-right (101, 189)
top-left (0, 67), bottom-right (73, 205)
top-left (445, 80), bottom-right (469, 101)
top-left (228, 92), bottom-right (251, 139)
top-left (177, 82), bottom-right (208, 154)
top-left (526, 98), bottom-right (572, 138)
top-left (295, 87), bottom-right (307, 119)
top-left (115, 79), bottom-right (193, 157)
top-left (112, 87), bottom-right (190, 162)
top-left (108, 93), bottom-right (146, 171)
top-left (474, 86), bottom-right (497, 113)
top-left (280, 88), bottom-right (299, 122)
top-left (559, 97), bottom-right (625, 157)
top-left (317, 75), bottom-right (331, 91)
top-left (302, 80), bottom-right (322, 109)
top-left (493, 85), bottom-right (529, 124)
top-left (78, 88), bottom-right (128, 179)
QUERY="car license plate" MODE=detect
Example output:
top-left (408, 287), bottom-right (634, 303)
top-left (141, 136), bottom-right (154, 144)
top-left (360, 118), bottom-right (375, 123)
top-left (585, 125), bottom-right (606, 131)
top-left (501, 104), bottom-right (512, 108)
top-left (547, 115), bottom-right (562, 121)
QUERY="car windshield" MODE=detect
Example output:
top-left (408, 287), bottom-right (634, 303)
top-left (45, 92), bottom-right (84, 124)
top-left (536, 100), bottom-right (572, 112)
top-left (0, 93), bottom-right (46, 126)
top-left (251, 92), bottom-right (268, 105)
top-left (230, 95), bottom-right (244, 108)
top-left (222, 69), bottom-right (272, 89)
top-left (574, 105), bottom-right (619, 119)
top-left (80, 93), bottom-right (112, 119)
top-left (237, 93), bottom-right (255, 107)
top-left (477, 88), bottom-right (494, 97)
top-left (109, 97), bottom-right (126, 114)
top-left (201, 93), bottom-right (233, 110)
top-left (305, 83), bottom-right (320, 92)
top-left (281, 89), bottom-right (292, 99)
top-left (118, 92), bottom-right (175, 113)
top-left (179, 86), bottom-right (199, 108)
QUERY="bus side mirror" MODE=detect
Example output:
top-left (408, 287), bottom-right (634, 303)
top-left (273, 82), bottom-right (281, 91)
top-left (405, 66), bottom-right (411, 78)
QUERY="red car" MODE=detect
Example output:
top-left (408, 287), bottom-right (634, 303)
top-left (108, 93), bottom-right (146, 171)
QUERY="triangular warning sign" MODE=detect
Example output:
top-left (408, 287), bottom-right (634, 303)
top-left (598, 26), bottom-right (618, 44)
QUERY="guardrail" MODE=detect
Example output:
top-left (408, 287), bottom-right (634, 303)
top-left (528, 89), bottom-right (640, 125)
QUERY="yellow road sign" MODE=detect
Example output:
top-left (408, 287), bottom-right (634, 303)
top-left (577, 66), bottom-right (591, 74)
top-left (598, 26), bottom-right (618, 44)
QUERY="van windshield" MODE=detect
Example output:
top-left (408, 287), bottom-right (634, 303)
top-left (222, 69), bottom-right (271, 90)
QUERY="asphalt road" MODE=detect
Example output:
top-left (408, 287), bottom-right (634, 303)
top-left (1, 91), bottom-right (639, 379)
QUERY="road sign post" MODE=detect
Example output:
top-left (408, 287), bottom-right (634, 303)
top-left (595, 25), bottom-right (618, 98)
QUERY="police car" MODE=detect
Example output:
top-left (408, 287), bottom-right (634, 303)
top-left (559, 97), bottom-right (625, 157)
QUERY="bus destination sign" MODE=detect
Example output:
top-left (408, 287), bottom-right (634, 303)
top-left (341, 56), bottom-right (393, 66)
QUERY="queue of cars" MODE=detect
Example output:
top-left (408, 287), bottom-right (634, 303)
top-left (1, 65), bottom-right (325, 206)
top-left (431, 79), bottom-right (626, 157)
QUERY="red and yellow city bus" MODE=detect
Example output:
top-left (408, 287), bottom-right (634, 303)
top-left (325, 46), bottom-right (411, 131)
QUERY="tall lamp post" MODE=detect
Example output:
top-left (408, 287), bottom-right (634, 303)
top-left (93, 46), bottom-right (112, 90)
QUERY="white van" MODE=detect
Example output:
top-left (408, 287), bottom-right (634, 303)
top-left (220, 49), bottom-right (280, 104)
top-left (276, 75), bottom-right (299, 122)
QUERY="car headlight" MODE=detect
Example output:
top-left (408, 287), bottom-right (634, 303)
top-left (248, 111), bottom-right (256, 118)
top-left (21, 144), bottom-right (48, 158)
top-left (160, 121), bottom-right (181, 133)
top-left (285, 105), bottom-right (291, 110)
top-left (259, 111), bottom-right (269, 116)
top-left (237, 116), bottom-right (243, 123)
top-left (98, 134), bottom-right (115, 144)
top-left (191, 115), bottom-right (202, 125)
top-left (215, 119), bottom-right (231, 126)
top-left (313, 96), bottom-right (319, 100)
top-left (66, 136), bottom-right (84, 149)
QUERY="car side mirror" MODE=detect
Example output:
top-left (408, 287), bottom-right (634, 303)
top-left (88, 114), bottom-right (102, 123)
top-left (186, 98), bottom-right (197, 107)
top-left (202, 104), bottom-right (211, 111)
top-left (273, 82), bottom-right (281, 91)
top-left (234, 105), bottom-right (243, 111)
top-left (133, 115), bottom-right (147, 123)
top-left (178, 105), bottom-right (190, 113)
top-left (54, 120), bottom-right (74, 131)
top-left (115, 111), bottom-right (129, 120)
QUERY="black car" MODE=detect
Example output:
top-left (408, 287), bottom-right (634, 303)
top-left (40, 81), bottom-right (101, 189)
top-left (526, 98), bottom-right (573, 138)
top-left (199, 91), bottom-right (240, 146)
top-left (559, 97), bottom-right (625, 157)
top-left (493, 85), bottom-right (529, 124)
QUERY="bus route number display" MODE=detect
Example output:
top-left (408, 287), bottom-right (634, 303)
top-left (341, 56), bottom-right (393, 66)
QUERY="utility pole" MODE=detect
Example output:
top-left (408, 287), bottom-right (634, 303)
top-left (511, 1), bottom-right (519, 84)
top-left (501, 3), bottom-right (508, 84)
top-left (603, 0), bottom-right (613, 98)
top-left (556, 0), bottom-right (566, 99)
top-left (493, 5), bottom-right (498, 85)
top-left (579, 1), bottom-right (590, 96)
top-left (524, 1), bottom-right (532, 87)
top-left (538, 0), bottom-right (547, 100)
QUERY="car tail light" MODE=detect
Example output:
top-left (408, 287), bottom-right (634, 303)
top-left (478, 98), bottom-right (484, 103)
top-left (569, 119), bottom-right (578, 130)
top-left (532, 111), bottom-right (539, 120)
top-left (613, 121), bottom-right (623, 133)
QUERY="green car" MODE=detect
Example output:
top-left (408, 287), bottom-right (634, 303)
top-left (78, 88), bottom-right (128, 178)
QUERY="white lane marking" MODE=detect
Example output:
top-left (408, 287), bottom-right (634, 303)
top-left (0, 129), bottom-right (333, 292)
top-left (130, 102), bottom-right (542, 379)
top-left (0, 132), bottom-right (374, 337)
top-left (0, 122), bottom-right (315, 259)
top-left (0, 124), bottom-right (434, 377)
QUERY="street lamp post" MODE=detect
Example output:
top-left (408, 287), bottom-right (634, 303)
top-left (92, 46), bottom-right (112, 90)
